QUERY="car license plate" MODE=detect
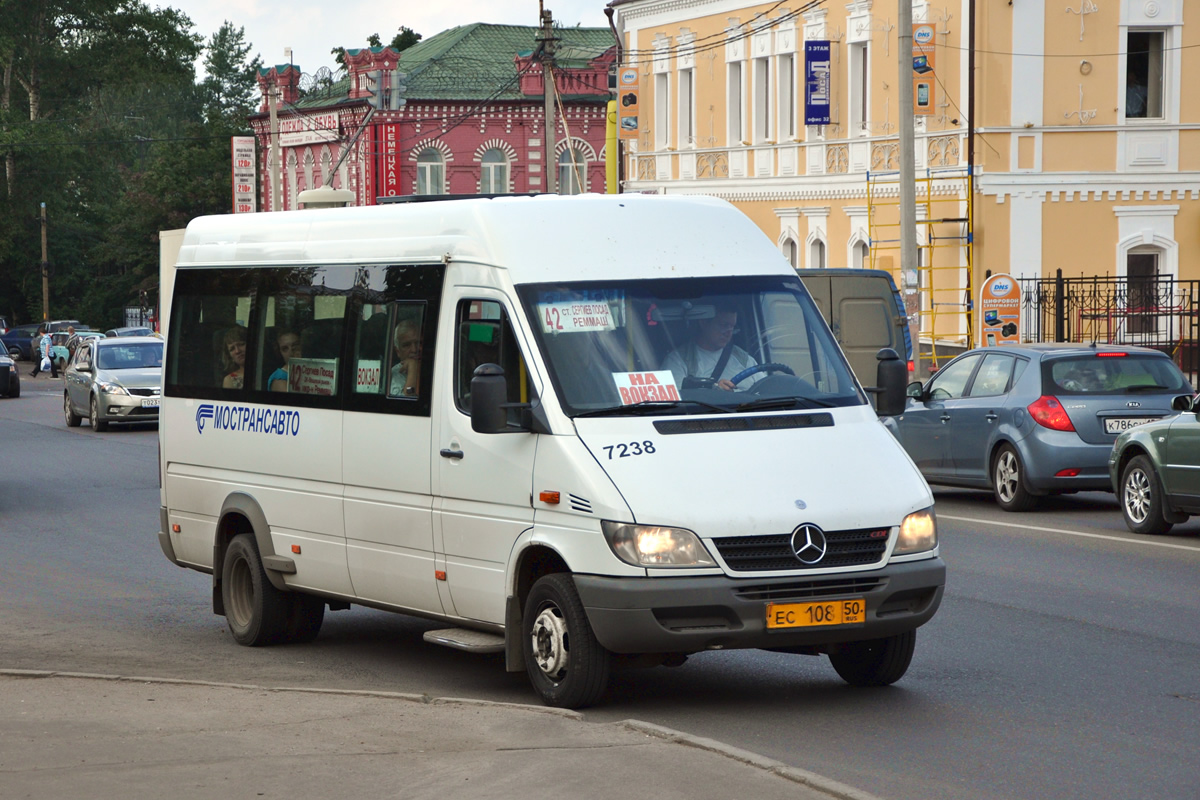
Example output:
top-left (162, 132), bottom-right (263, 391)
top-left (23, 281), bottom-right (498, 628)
top-left (141, 397), bottom-right (161, 408)
top-left (1105, 417), bottom-right (1154, 434)
top-left (766, 598), bottom-right (866, 629)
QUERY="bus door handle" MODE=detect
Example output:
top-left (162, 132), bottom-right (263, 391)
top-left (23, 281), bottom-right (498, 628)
top-left (440, 448), bottom-right (464, 460)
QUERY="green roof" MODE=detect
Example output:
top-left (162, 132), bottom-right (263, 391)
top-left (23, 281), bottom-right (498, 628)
top-left (292, 23), bottom-right (613, 109)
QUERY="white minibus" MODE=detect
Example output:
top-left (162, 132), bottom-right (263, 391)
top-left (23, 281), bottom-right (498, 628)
top-left (157, 194), bottom-right (944, 708)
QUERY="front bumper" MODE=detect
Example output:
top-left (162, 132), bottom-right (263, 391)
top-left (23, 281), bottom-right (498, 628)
top-left (574, 557), bottom-right (945, 654)
top-left (99, 391), bottom-right (160, 422)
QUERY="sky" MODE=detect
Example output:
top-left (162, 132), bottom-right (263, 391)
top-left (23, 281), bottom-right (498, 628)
top-left (159, 0), bottom-right (615, 77)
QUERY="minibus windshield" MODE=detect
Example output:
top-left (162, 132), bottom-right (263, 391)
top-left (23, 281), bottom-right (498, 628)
top-left (518, 276), bottom-right (864, 417)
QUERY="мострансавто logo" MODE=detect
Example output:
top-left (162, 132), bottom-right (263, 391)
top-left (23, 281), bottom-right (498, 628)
top-left (195, 403), bottom-right (300, 436)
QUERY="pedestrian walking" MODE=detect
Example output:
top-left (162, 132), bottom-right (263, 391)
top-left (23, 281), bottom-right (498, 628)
top-left (29, 326), bottom-right (58, 378)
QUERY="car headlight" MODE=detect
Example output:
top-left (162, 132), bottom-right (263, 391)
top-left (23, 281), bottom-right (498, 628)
top-left (601, 521), bottom-right (716, 568)
top-left (98, 381), bottom-right (129, 396)
top-left (895, 508), bottom-right (937, 554)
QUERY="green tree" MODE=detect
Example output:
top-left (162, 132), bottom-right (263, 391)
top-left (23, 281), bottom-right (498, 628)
top-left (331, 26), bottom-right (422, 67)
top-left (201, 21), bottom-right (263, 125)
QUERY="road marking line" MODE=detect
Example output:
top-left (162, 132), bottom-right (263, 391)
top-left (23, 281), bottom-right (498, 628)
top-left (938, 514), bottom-right (1200, 552)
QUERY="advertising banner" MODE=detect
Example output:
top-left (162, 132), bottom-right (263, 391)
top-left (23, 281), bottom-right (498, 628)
top-left (617, 66), bottom-right (640, 141)
top-left (912, 24), bottom-right (936, 116)
top-left (380, 124), bottom-right (401, 198)
top-left (231, 136), bottom-right (256, 214)
top-left (804, 41), bottom-right (831, 126)
top-left (980, 273), bottom-right (1022, 346)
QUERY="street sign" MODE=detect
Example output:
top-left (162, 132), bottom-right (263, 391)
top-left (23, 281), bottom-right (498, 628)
top-left (804, 41), bottom-right (831, 126)
top-left (231, 136), bottom-right (256, 214)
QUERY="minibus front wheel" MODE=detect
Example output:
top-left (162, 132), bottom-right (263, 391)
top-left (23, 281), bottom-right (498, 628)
top-left (523, 574), bottom-right (610, 709)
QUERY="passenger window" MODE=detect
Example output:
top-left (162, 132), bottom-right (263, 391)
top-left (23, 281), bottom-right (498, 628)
top-left (352, 301), bottom-right (427, 399)
top-left (455, 300), bottom-right (537, 415)
top-left (967, 354), bottom-right (1014, 397)
top-left (166, 269), bottom-right (256, 394)
top-left (255, 267), bottom-right (351, 397)
top-left (926, 355), bottom-right (979, 400)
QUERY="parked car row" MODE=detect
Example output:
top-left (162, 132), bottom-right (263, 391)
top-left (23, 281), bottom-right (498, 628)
top-left (884, 342), bottom-right (1196, 535)
top-left (0, 322), bottom-right (155, 362)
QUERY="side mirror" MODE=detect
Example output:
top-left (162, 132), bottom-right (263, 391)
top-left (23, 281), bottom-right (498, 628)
top-left (1172, 393), bottom-right (1197, 413)
top-left (874, 348), bottom-right (907, 417)
top-left (906, 381), bottom-right (924, 399)
top-left (470, 363), bottom-right (509, 433)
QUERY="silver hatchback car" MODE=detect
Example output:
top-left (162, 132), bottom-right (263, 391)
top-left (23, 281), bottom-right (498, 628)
top-left (884, 343), bottom-right (1193, 511)
top-left (63, 336), bottom-right (163, 431)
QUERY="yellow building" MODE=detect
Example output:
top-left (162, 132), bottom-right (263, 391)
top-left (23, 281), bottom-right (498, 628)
top-left (613, 0), bottom-right (1199, 367)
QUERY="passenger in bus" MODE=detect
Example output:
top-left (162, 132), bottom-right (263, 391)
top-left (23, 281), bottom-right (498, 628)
top-left (388, 318), bottom-right (422, 397)
top-left (268, 329), bottom-right (302, 391)
top-left (664, 305), bottom-right (759, 390)
top-left (221, 325), bottom-right (248, 389)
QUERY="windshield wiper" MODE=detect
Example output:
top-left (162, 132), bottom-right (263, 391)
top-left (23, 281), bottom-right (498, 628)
top-left (574, 399), bottom-right (731, 418)
top-left (735, 395), bottom-right (838, 412)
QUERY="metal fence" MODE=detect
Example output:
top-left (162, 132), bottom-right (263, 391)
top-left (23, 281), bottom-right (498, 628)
top-left (1018, 270), bottom-right (1200, 385)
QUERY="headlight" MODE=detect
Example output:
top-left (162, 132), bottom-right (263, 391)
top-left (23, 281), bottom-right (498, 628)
top-left (601, 521), bottom-right (716, 568)
top-left (895, 508), bottom-right (937, 554)
top-left (98, 381), bottom-right (129, 396)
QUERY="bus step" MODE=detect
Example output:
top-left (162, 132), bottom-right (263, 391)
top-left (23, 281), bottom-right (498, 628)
top-left (423, 628), bottom-right (505, 654)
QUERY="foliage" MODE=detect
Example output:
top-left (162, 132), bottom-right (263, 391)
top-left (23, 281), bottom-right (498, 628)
top-left (332, 26), bottom-right (422, 67)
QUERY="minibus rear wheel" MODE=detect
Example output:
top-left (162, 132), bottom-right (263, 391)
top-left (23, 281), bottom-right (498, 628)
top-left (523, 573), bottom-right (610, 709)
top-left (222, 533), bottom-right (290, 646)
top-left (828, 630), bottom-right (916, 687)
top-left (284, 593), bottom-right (325, 643)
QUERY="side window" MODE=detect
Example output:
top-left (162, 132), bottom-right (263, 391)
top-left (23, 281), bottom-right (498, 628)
top-left (455, 300), bottom-right (537, 416)
top-left (967, 353), bottom-right (1015, 397)
top-left (77, 343), bottom-right (91, 369)
top-left (166, 269), bottom-right (256, 396)
top-left (927, 354), bottom-right (979, 400)
top-left (254, 267), bottom-right (352, 399)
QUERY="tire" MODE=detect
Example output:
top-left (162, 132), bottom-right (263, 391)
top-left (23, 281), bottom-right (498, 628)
top-left (221, 533), bottom-right (290, 646)
top-left (7, 346), bottom-right (18, 358)
top-left (523, 573), bottom-right (611, 709)
top-left (284, 593), bottom-right (325, 643)
top-left (992, 444), bottom-right (1037, 512)
top-left (828, 630), bottom-right (916, 687)
top-left (64, 392), bottom-right (81, 427)
top-left (1120, 455), bottom-right (1174, 535)
top-left (8, 376), bottom-right (18, 398)
top-left (89, 394), bottom-right (108, 431)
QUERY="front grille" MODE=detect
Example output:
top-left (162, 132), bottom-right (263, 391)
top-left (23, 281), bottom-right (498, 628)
top-left (127, 388), bottom-right (160, 397)
top-left (733, 576), bottom-right (887, 602)
top-left (712, 528), bottom-right (889, 572)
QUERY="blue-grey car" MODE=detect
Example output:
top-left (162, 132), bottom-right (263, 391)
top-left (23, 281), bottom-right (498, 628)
top-left (884, 343), bottom-right (1193, 511)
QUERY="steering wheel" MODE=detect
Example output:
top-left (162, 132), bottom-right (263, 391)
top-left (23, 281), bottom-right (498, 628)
top-left (729, 362), bottom-right (795, 386)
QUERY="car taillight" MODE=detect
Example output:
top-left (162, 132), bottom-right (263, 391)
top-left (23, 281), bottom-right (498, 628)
top-left (1028, 395), bottom-right (1076, 432)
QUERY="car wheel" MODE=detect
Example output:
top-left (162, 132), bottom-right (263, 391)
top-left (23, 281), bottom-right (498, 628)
top-left (992, 444), bottom-right (1037, 512)
top-left (64, 392), bottom-right (81, 426)
top-left (6, 346), bottom-right (18, 358)
top-left (7, 375), bottom-right (18, 398)
top-left (828, 630), bottom-right (916, 687)
top-left (1120, 455), bottom-right (1174, 535)
top-left (221, 534), bottom-right (290, 646)
top-left (523, 573), bottom-right (611, 709)
top-left (89, 394), bottom-right (108, 431)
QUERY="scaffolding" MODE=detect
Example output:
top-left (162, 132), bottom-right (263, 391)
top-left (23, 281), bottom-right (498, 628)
top-left (866, 165), bottom-right (975, 374)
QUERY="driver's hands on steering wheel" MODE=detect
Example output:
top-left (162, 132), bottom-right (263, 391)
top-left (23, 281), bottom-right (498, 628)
top-left (715, 378), bottom-right (735, 391)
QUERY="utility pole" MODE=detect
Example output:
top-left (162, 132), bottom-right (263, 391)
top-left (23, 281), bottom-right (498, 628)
top-left (898, 0), bottom-right (919, 363)
top-left (40, 202), bottom-right (48, 321)
top-left (538, 3), bottom-right (558, 194)
top-left (268, 83), bottom-right (282, 211)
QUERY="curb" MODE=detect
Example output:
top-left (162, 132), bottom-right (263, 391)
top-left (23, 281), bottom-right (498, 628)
top-left (1, 669), bottom-right (880, 799)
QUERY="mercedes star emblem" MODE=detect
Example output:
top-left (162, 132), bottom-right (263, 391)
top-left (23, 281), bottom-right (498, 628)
top-left (790, 524), bottom-right (828, 565)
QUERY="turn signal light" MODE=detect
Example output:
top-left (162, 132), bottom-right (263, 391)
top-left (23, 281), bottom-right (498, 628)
top-left (291, 545), bottom-right (301, 554)
top-left (539, 491), bottom-right (561, 504)
top-left (1028, 395), bottom-right (1076, 432)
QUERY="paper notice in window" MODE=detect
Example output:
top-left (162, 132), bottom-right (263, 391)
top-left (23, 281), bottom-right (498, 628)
top-left (612, 371), bottom-right (681, 405)
top-left (538, 301), bottom-right (615, 333)
top-left (288, 358), bottom-right (338, 396)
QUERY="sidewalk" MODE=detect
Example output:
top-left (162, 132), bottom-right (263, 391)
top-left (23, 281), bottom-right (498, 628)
top-left (0, 670), bottom-right (882, 800)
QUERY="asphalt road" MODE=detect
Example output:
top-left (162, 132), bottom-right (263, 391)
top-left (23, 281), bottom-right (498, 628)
top-left (1, 379), bottom-right (1197, 800)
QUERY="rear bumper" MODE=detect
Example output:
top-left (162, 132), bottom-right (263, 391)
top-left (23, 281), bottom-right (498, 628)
top-left (1018, 432), bottom-right (1116, 492)
top-left (573, 557), bottom-right (945, 654)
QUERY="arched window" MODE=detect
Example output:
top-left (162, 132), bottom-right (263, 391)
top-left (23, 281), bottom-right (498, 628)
top-left (853, 240), bottom-right (870, 269)
top-left (480, 148), bottom-right (509, 194)
top-left (784, 239), bottom-right (799, 269)
top-left (558, 148), bottom-right (586, 195)
top-left (416, 148), bottom-right (445, 195)
top-left (810, 239), bottom-right (826, 270)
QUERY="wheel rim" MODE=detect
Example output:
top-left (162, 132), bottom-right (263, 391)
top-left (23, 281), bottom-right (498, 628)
top-left (226, 555), bottom-right (254, 630)
top-left (995, 451), bottom-right (1019, 503)
top-left (90, 396), bottom-right (99, 427)
top-left (1123, 468), bottom-right (1152, 524)
top-left (530, 603), bottom-right (570, 681)
top-left (63, 393), bottom-right (71, 424)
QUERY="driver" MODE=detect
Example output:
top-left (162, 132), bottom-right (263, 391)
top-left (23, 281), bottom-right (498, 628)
top-left (664, 306), bottom-right (760, 391)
